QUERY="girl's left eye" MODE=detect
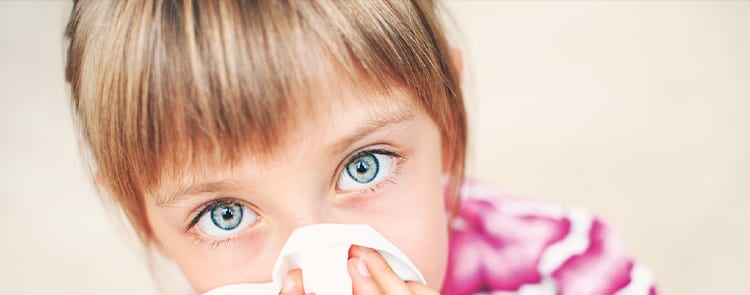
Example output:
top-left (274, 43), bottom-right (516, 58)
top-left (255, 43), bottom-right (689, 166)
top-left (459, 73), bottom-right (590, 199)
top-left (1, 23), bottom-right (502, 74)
top-left (338, 151), bottom-right (395, 191)
top-left (195, 201), bottom-right (257, 238)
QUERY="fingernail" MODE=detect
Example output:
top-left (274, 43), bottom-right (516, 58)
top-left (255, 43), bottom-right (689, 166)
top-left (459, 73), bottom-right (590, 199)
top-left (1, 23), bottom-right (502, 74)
top-left (356, 257), bottom-right (370, 277)
top-left (281, 274), bottom-right (296, 293)
top-left (351, 245), bottom-right (364, 256)
top-left (352, 245), bottom-right (372, 256)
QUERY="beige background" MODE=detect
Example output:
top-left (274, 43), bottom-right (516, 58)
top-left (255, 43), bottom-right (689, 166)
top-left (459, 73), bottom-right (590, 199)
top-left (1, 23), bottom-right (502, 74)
top-left (1, 1), bottom-right (748, 294)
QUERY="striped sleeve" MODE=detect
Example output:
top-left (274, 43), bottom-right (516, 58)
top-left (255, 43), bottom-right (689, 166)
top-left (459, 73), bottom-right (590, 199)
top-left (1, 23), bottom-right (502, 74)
top-left (442, 180), bottom-right (657, 295)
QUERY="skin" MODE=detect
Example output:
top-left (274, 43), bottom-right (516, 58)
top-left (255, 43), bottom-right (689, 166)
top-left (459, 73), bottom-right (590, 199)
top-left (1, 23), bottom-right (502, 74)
top-left (281, 245), bottom-right (439, 295)
top-left (142, 83), bottom-right (450, 294)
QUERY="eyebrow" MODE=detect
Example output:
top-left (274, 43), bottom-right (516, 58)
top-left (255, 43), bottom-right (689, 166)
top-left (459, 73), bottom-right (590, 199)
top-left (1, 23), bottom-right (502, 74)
top-left (156, 180), bottom-right (242, 207)
top-left (327, 107), bottom-right (416, 158)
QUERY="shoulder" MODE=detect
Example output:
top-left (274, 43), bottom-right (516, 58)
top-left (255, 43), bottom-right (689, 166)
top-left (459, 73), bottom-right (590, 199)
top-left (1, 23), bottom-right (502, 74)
top-left (442, 180), bottom-right (657, 295)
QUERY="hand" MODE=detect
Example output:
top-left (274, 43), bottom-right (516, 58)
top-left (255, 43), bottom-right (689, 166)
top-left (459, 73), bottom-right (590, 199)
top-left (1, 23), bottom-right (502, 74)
top-left (278, 268), bottom-right (314, 295)
top-left (347, 245), bottom-right (439, 295)
top-left (278, 245), bottom-right (438, 295)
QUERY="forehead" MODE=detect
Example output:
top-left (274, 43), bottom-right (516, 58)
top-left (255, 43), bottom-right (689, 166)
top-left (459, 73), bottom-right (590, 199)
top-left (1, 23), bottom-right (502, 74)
top-left (303, 76), bottom-right (417, 129)
top-left (290, 88), bottom-right (418, 155)
top-left (267, 53), bottom-right (422, 148)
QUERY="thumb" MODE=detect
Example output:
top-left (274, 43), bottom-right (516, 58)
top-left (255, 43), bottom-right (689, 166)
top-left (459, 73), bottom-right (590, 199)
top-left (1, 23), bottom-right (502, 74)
top-left (279, 268), bottom-right (305, 295)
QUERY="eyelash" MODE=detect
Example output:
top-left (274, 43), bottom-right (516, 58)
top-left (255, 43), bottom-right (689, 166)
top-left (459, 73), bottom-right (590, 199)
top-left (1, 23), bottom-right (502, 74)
top-left (189, 232), bottom-right (236, 248)
top-left (186, 199), bottom-right (240, 230)
top-left (185, 147), bottom-right (405, 247)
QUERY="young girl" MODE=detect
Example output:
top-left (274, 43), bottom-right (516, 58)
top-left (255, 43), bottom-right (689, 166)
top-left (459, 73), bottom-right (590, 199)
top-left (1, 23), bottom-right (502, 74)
top-left (64, 1), bottom-right (656, 294)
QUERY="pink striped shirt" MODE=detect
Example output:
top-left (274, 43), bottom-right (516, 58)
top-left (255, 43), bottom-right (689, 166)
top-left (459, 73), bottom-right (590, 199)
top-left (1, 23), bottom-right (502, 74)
top-left (442, 180), bottom-right (658, 295)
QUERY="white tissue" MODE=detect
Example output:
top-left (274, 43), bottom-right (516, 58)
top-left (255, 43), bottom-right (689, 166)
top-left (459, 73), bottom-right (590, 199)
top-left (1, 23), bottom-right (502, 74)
top-left (201, 223), bottom-right (426, 295)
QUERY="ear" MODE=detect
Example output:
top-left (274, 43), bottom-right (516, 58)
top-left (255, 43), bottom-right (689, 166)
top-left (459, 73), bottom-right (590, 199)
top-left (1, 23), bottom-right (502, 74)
top-left (450, 47), bottom-right (463, 82)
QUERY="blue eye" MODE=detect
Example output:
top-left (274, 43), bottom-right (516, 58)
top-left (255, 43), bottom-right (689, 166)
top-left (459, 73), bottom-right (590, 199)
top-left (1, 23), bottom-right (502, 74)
top-left (346, 154), bottom-right (379, 183)
top-left (338, 151), bottom-right (394, 191)
top-left (196, 201), bottom-right (257, 238)
top-left (211, 203), bottom-right (243, 230)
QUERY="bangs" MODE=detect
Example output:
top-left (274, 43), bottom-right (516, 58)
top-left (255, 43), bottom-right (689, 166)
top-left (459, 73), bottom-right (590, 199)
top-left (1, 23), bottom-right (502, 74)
top-left (66, 0), bottom-right (464, 240)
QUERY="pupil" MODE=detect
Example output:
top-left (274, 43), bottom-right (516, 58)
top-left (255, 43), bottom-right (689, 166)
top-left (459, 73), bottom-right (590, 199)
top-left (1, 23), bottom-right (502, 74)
top-left (222, 208), bottom-right (234, 220)
top-left (356, 161), bottom-right (369, 173)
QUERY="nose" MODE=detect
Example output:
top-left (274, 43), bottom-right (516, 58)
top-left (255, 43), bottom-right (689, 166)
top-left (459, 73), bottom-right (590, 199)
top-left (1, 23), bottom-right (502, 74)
top-left (278, 202), bottom-right (341, 238)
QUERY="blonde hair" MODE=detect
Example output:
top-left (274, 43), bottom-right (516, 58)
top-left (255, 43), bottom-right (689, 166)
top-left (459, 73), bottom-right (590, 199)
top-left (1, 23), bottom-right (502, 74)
top-left (65, 0), bottom-right (466, 244)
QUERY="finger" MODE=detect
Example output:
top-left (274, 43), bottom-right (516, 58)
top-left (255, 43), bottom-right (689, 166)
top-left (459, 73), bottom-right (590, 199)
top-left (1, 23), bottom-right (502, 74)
top-left (279, 268), bottom-right (305, 295)
top-left (354, 246), bottom-right (412, 295)
top-left (406, 282), bottom-right (439, 295)
top-left (348, 256), bottom-right (382, 295)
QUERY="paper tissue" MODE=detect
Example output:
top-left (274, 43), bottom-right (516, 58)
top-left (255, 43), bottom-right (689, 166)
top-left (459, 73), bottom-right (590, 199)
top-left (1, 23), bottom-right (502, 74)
top-left (201, 223), bottom-right (426, 295)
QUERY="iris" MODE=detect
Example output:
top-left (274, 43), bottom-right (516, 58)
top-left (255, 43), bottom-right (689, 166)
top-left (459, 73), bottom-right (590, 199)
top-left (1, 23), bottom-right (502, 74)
top-left (346, 153), bottom-right (379, 183)
top-left (210, 202), bottom-right (244, 230)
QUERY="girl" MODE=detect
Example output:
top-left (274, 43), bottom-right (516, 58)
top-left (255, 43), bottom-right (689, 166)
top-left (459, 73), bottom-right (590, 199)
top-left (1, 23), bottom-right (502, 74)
top-left (64, 1), bottom-right (656, 294)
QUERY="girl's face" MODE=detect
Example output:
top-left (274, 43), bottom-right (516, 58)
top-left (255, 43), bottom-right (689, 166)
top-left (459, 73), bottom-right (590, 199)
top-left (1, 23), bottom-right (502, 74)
top-left (144, 85), bottom-right (449, 293)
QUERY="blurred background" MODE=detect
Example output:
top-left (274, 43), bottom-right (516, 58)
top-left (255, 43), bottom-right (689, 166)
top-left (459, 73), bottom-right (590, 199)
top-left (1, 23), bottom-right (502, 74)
top-left (1, 1), bottom-right (748, 294)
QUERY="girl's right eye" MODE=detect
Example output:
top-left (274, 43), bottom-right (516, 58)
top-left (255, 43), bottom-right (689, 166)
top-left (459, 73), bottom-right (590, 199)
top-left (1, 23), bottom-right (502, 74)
top-left (194, 200), bottom-right (258, 238)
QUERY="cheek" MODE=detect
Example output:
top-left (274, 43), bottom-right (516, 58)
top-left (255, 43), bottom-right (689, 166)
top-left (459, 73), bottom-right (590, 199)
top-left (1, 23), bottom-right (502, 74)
top-left (405, 225), bottom-right (449, 290)
top-left (364, 133), bottom-right (449, 289)
top-left (145, 203), bottom-right (282, 293)
top-left (359, 178), bottom-right (447, 290)
top-left (395, 118), bottom-right (448, 289)
top-left (397, 156), bottom-right (449, 289)
top-left (177, 237), bottom-right (281, 293)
